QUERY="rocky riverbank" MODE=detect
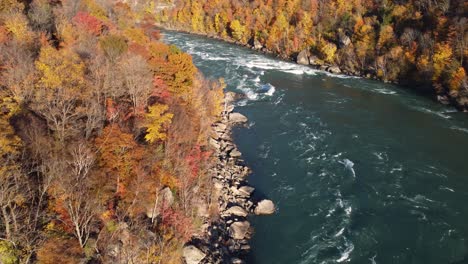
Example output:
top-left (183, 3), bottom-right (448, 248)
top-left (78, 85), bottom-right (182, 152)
top-left (159, 25), bottom-right (468, 112)
top-left (182, 92), bottom-right (275, 264)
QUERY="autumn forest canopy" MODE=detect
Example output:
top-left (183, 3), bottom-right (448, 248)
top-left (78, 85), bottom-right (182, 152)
top-left (0, 0), bottom-right (467, 263)
top-left (158, 0), bottom-right (468, 109)
top-left (0, 0), bottom-right (225, 263)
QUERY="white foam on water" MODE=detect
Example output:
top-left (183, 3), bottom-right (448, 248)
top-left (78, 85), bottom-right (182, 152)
top-left (450, 126), bottom-right (468, 134)
top-left (237, 56), bottom-right (319, 76)
top-left (345, 206), bottom-right (352, 216)
top-left (335, 228), bottom-right (345, 237)
top-left (253, 75), bottom-right (261, 83)
top-left (439, 186), bottom-right (455, 193)
top-left (374, 88), bottom-right (397, 95)
top-left (413, 106), bottom-right (452, 119)
top-left (336, 241), bottom-right (355, 262)
top-left (265, 85), bottom-right (276, 96)
top-left (340, 159), bottom-right (356, 177)
top-left (390, 166), bottom-right (403, 173)
top-left (236, 99), bottom-right (248, 106)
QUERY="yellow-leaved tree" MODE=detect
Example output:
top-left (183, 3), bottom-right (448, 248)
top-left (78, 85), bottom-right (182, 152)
top-left (35, 45), bottom-right (86, 90)
top-left (230, 20), bottom-right (246, 42)
top-left (34, 44), bottom-right (88, 141)
top-left (144, 104), bottom-right (174, 143)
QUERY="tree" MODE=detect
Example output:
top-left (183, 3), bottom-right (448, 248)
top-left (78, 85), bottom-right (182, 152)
top-left (120, 54), bottom-right (153, 114)
top-left (99, 34), bottom-right (128, 62)
top-left (3, 12), bottom-right (32, 43)
top-left (33, 44), bottom-right (88, 141)
top-left (28, 0), bottom-right (54, 32)
top-left (144, 104), bottom-right (174, 143)
top-left (72, 11), bottom-right (103, 36)
top-left (229, 19), bottom-right (245, 42)
top-left (432, 43), bottom-right (453, 83)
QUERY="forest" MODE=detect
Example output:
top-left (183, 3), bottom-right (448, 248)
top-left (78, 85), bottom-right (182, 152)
top-left (0, 0), bottom-right (225, 263)
top-left (157, 0), bottom-right (468, 110)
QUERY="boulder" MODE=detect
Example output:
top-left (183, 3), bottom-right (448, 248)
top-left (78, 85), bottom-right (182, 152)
top-left (229, 221), bottom-right (250, 240)
top-left (328, 66), bottom-right (341, 74)
top-left (238, 186), bottom-right (255, 197)
top-left (225, 206), bottom-right (248, 217)
top-left (231, 257), bottom-right (245, 264)
top-left (308, 55), bottom-right (321, 66)
top-left (319, 65), bottom-right (328, 71)
top-left (225, 92), bottom-right (246, 104)
top-left (254, 200), bottom-right (275, 215)
top-left (253, 38), bottom-right (263, 50)
top-left (296, 49), bottom-right (310, 65)
top-left (209, 138), bottom-right (220, 149)
top-left (230, 149), bottom-right (242, 158)
top-left (183, 245), bottom-right (206, 264)
top-left (160, 187), bottom-right (174, 206)
top-left (225, 104), bottom-right (235, 113)
top-left (339, 33), bottom-right (351, 47)
top-left (229, 113), bottom-right (248, 124)
top-left (214, 123), bottom-right (227, 132)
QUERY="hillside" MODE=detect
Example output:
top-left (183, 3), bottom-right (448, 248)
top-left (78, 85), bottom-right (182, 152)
top-left (155, 0), bottom-right (468, 110)
top-left (0, 0), bottom-right (225, 263)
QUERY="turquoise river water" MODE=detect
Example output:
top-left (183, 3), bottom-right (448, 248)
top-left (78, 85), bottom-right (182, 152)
top-left (163, 31), bottom-right (468, 264)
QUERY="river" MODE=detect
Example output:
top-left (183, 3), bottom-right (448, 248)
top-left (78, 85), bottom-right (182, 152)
top-left (162, 31), bottom-right (468, 264)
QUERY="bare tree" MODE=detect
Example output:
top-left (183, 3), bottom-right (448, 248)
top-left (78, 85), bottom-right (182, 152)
top-left (45, 143), bottom-right (99, 248)
top-left (120, 54), bottom-right (153, 114)
top-left (28, 0), bottom-right (54, 32)
top-left (32, 87), bottom-right (87, 142)
top-left (0, 42), bottom-right (36, 103)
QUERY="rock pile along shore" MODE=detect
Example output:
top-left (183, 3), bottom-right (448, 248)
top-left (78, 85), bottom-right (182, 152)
top-left (183, 92), bottom-right (275, 264)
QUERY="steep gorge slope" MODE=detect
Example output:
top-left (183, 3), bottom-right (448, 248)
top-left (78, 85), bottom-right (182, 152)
top-left (155, 0), bottom-right (468, 110)
top-left (0, 0), bottom-right (225, 262)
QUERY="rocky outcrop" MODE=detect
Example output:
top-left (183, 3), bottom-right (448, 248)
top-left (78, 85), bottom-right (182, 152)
top-left (184, 92), bottom-right (275, 264)
top-left (308, 55), bottom-right (321, 66)
top-left (254, 38), bottom-right (263, 50)
top-left (296, 49), bottom-right (310, 65)
top-left (229, 221), bottom-right (251, 240)
top-left (229, 113), bottom-right (248, 124)
top-left (183, 245), bottom-right (207, 264)
top-left (328, 66), bottom-right (342, 74)
top-left (254, 199), bottom-right (275, 215)
top-left (338, 32), bottom-right (351, 47)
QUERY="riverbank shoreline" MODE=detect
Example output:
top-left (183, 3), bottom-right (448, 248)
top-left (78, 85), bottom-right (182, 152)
top-left (158, 24), bottom-right (468, 112)
top-left (183, 92), bottom-right (275, 264)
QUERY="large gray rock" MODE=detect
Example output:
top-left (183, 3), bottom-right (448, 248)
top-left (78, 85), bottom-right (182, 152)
top-left (225, 206), bottom-right (248, 217)
top-left (309, 55), bottom-right (321, 66)
top-left (238, 186), bottom-right (255, 197)
top-left (297, 49), bottom-right (310, 65)
top-left (339, 33), bottom-right (351, 47)
top-left (231, 257), bottom-right (245, 264)
top-left (230, 149), bottom-right (242, 158)
top-left (229, 221), bottom-right (250, 239)
top-left (254, 199), bottom-right (275, 215)
top-left (214, 122), bottom-right (227, 132)
top-left (209, 138), bottom-right (220, 149)
top-left (328, 66), bottom-right (342, 74)
top-left (183, 245), bottom-right (206, 264)
top-left (253, 38), bottom-right (263, 50)
top-left (229, 113), bottom-right (248, 124)
top-left (225, 92), bottom-right (246, 104)
top-left (160, 187), bottom-right (174, 206)
top-left (319, 65), bottom-right (329, 71)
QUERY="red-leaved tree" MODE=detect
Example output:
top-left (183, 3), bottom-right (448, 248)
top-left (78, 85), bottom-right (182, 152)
top-left (72, 12), bottom-right (103, 36)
